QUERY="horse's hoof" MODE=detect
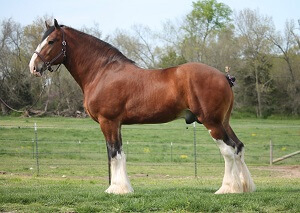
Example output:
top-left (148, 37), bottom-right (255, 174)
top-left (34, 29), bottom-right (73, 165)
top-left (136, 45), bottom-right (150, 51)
top-left (105, 184), bottom-right (134, 194)
top-left (215, 185), bottom-right (243, 194)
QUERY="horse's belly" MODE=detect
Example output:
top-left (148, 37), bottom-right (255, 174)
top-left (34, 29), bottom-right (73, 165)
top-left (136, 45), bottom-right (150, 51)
top-left (122, 101), bottom-right (185, 124)
top-left (122, 110), bottom-right (179, 124)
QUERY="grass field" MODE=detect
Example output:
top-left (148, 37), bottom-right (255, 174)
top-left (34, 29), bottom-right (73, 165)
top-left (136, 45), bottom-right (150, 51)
top-left (0, 116), bottom-right (300, 212)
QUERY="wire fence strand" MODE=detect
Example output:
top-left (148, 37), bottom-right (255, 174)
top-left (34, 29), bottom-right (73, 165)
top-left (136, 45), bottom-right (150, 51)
top-left (0, 123), bottom-right (299, 177)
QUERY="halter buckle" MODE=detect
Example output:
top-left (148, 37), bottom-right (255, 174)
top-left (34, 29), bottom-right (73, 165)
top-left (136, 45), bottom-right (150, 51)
top-left (46, 62), bottom-right (53, 72)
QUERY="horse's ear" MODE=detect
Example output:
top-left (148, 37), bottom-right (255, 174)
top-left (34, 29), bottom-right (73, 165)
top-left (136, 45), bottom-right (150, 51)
top-left (45, 21), bottom-right (51, 29)
top-left (54, 19), bottom-right (60, 29)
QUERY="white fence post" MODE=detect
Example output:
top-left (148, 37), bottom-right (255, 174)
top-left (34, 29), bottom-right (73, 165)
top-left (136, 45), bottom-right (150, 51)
top-left (34, 123), bottom-right (40, 176)
top-left (270, 139), bottom-right (273, 166)
top-left (170, 142), bottom-right (173, 162)
top-left (193, 122), bottom-right (197, 177)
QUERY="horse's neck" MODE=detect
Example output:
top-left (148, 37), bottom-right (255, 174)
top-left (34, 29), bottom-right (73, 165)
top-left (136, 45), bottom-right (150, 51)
top-left (63, 29), bottom-right (104, 91)
top-left (63, 28), bottom-right (135, 92)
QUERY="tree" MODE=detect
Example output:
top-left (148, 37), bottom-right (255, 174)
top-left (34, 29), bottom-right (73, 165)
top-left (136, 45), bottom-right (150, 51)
top-left (81, 22), bottom-right (102, 39)
top-left (268, 20), bottom-right (296, 82)
top-left (268, 20), bottom-right (300, 115)
top-left (0, 18), bottom-right (32, 114)
top-left (156, 48), bottom-right (187, 68)
top-left (111, 25), bottom-right (161, 68)
top-left (182, 0), bottom-right (232, 62)
top-left (235, 9), bottom-right (275, 117)
top-left (203, 25), bottom-right (239, 71)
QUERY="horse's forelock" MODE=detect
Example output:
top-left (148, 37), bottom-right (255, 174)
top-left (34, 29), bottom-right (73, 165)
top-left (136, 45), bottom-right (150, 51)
top-left (41, 26), bottom-right (55, 41)
top-left (41, 25), bottom-right (65, 42)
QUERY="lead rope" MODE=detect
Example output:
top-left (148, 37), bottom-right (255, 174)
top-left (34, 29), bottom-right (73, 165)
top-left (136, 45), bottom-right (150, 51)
top-left (0, 77), bottom-right (48, 115)
top-left (0, 97), bottom-right (23, 113)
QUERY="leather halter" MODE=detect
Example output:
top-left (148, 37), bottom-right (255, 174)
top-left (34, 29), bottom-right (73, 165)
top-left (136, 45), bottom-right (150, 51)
top-left (34, 28), bottom-right (66, 73)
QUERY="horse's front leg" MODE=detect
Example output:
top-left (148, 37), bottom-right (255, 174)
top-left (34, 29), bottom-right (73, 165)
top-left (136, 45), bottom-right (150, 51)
top-left (100, 119), bottom-right (133, 194)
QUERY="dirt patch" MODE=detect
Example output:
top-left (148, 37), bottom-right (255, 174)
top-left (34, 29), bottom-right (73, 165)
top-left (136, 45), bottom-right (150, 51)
top-left (255, 165), bottom-right (300, 178)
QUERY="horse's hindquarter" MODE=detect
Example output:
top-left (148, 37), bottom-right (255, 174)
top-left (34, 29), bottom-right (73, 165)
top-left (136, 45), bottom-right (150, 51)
top-left (180, 63), bottom-right (234, 123)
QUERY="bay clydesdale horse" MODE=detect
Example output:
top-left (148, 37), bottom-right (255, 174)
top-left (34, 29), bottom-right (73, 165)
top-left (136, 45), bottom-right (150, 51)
top-left (29, 19), bottom-right (255, 194)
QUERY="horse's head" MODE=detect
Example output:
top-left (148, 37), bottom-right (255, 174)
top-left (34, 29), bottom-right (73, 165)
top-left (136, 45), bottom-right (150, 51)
top-left (29, 19), bottom-right (66, 77)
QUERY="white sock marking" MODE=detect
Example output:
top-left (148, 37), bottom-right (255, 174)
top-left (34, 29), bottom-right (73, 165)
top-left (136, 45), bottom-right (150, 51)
top-left (208, 129), bottom-right (255, 193)
top-left (214, 139), bottom-right (243, 194)
top-left (105, 151), bottom-right (133, 194)
top-left (235, 149), bottom-right (256, 192)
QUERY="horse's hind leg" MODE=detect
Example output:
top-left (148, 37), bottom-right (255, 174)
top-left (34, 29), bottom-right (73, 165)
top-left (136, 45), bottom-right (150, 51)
top-left (100, 119), bottom-right (133, 194)
top-left (224, 124), bottom-right (256, 193)
top-left (203, 122), bottom-right (244, 194)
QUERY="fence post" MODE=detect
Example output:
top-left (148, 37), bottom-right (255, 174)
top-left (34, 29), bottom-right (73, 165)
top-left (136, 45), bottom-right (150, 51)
top-left (34, 123), bottom-right (40, 176)
top-left (99, 140), bottom-right (101, 155)
top-left (126, 141), bottom-right (129, 160)
top-left (270, 139), bottom-right (273, 166)
top-left (171, 142), bottom-right (173, 162)
top-left (32, 138), bottom-right (35, 159)
top-left (78, 140), bottom-right (81, 159)
top-left (193, 122), bottom-right (197, 177)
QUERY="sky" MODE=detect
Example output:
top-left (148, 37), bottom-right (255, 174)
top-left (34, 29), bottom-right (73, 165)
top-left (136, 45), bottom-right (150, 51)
top-left (0, 0), bottom-right (299, 36)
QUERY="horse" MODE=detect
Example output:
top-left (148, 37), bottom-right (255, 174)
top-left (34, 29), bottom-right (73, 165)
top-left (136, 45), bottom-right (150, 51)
top-left (29, 19), bottom-right (255, 194)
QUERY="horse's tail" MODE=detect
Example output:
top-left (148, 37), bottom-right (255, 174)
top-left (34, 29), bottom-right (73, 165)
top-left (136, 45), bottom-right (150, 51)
top-left (226, 74), bottom-right (236, 87)
top-left (222, 86), bottom-right (244, 153)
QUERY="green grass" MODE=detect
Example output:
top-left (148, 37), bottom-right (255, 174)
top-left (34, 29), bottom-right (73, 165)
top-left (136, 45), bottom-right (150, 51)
top-left (0, 174), bottom-right (299, 212)
top-left (0, 116), bottom-right (300, 212)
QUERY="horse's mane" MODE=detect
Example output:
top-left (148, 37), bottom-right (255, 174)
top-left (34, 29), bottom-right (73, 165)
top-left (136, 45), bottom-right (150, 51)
top-left (42, 25), bottom-right (135, 65)
top-left (67, 27), bottom-right (135, 65)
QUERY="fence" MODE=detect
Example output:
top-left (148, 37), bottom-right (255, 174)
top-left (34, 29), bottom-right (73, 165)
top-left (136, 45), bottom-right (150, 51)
top-left (269, 139), bottom-right (300, 165)
top-left (0, 120), bottom-right (299, 178)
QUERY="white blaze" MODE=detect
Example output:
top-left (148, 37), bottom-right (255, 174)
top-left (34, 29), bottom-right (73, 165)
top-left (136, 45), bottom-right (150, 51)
top-left (29, 36), bottom-right (49, 74)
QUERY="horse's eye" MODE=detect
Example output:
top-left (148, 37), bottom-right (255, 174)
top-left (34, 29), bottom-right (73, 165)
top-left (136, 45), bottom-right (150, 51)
top-left (48, 40), bottom-right (55, 45)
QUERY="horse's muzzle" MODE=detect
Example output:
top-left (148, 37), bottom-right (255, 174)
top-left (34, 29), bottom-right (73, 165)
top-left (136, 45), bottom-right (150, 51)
top-left (31, 66), bottom-right (43, 77)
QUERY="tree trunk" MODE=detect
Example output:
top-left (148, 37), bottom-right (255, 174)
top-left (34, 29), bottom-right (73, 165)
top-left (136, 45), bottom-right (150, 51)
top-left (44, 99), bottom-right (49, 112)
top-left (255, 65), bottom-right (262, 117)
top-left (43, 82), bottom-right (52, 113)
top-left (1, 102), bottom-right (8, 115)
top-left (283, 54), bottom-right (295, 82)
